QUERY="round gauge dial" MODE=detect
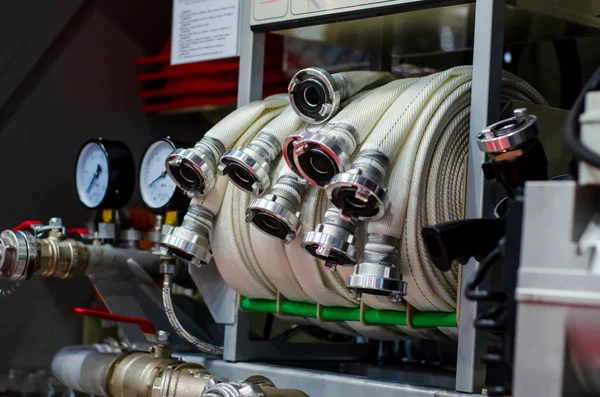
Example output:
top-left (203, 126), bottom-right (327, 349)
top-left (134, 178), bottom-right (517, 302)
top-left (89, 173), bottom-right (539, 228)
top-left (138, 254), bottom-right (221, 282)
top-left (76, 142), bottom-right (110, 208)
top-left (140, 138), bottom-right (190, 210)
top-left (75, 139), bottom-right (135, 209)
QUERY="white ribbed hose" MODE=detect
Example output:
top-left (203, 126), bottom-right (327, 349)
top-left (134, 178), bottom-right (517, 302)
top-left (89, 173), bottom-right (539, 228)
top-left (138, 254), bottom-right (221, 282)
top-left (337, 71), bottom-right (397, 97)
top-left (360, 66), bottom-right (472, 159)
top-left (204, 95), bottom-right (289, 148)
top-left (319, 78), bottom-right (417, 154)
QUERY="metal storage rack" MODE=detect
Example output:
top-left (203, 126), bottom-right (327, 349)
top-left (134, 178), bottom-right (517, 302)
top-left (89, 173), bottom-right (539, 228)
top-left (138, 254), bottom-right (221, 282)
top-left (189, 0), bottom-right (600, 395)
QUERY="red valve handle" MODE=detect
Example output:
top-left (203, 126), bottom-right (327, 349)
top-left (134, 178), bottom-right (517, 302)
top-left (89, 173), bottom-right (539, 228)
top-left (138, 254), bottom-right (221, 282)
top-left (13, 220), bottom-right (42, 232)
top-left (66, 228), bottom-right (90, 238)
top-left (72, 307), bottom-right (157, 336)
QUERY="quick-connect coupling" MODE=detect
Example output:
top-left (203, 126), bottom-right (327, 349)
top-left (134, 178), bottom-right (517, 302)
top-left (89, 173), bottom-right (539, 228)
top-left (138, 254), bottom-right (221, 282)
top-left (288, 67), bottom-right (350, 124)
top-left (301, 206), bottom-right (359, 267)
top-left (346, 235), bottom-right (406, 301)
top-left (246, 175), bottom-right (306, 244)
top-left (202, 379), bottom-right (264, 397)
top-left (203, 377), bottom-right (309, 397)
top-left (166, 137), bottom-right (226, 197)
top-left (160, 204), bottom-right (215, 266)
top-left (327, 150), bottom-right (390, 220)
top-left (287, 123), bottom-right (359, 188)
top-left (218, 131), bottom-right (281, 195)
top-left (0, 230), bottom-right (37, 281)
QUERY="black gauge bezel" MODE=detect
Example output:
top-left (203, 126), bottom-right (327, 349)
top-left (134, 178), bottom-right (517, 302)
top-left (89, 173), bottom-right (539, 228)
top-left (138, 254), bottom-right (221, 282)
top-left (75, 138), bottom-right (136, 209)
top-left (139, 138), bottom-right (191, 211)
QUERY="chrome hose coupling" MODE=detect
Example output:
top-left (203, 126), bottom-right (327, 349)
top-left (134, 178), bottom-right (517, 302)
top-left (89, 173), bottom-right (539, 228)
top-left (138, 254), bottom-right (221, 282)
top-left (284, 123), bottom-right (359, 187)
top-left (0, 230), bottom-right (36, 281)
top-left (218, 131), bottom-right (281, 195)
top-left (160, 204), bottom-right (215, 266)
top-left (166, 137), bottom-right (226, 196)
top-left (288, 67), bottom-right (350, 124)
top-left (327, 150), bottom-right (390, 220)
top-left (301, 206), bottom-right (359, 267)
top-left (246, 174), bottom-right (307, 244)
top-left (346, 235), bottom-right (406, 301)
top-left (476, 108), bottom-right (538, 154)
top-left (202, 378), bottom-right (264, 397)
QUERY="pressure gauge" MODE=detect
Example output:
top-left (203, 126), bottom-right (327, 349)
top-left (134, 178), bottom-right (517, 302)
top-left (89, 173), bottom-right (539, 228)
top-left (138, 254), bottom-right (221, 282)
top-left (140, 138), bottom-right (190, 210)
top-left (75, 139), bottom-right (135, 209)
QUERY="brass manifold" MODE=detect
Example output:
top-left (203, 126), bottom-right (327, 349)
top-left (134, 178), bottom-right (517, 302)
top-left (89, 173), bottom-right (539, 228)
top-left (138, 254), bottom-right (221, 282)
top-left (35, 236), bottom-right (89, 278)
top-left (53, 348), bottom-right (309, 397)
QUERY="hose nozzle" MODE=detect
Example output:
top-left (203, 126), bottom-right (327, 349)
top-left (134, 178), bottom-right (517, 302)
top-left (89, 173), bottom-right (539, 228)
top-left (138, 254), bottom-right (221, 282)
top-left (346, 235), bottom-right (406, 301)
top-left (246, 175), bottom-right (306, 244)
top-left (219, 132), bottom-right (280, 195)
top-left (160, 204), bottom-right (215, 266)
top-left (301, 206), bottom-right (359, 266)
top-left (288, 67), bottom-right (349, 124)
top-left (327, 150), bottom-right (390, 220)
top-left (166, 138), bottom-right (226, 197)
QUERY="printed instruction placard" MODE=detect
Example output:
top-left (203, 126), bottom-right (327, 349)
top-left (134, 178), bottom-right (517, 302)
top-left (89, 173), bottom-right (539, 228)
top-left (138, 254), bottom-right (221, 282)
top-left (171, 0), bottom-right (239, 65)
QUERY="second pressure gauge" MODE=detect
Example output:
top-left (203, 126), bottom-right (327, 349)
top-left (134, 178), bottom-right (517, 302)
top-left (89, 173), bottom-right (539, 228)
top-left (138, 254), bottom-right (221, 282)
top-left (140, 138), bottom-right (190, 210)
top-left (75, 139), bottom-right (135, 209)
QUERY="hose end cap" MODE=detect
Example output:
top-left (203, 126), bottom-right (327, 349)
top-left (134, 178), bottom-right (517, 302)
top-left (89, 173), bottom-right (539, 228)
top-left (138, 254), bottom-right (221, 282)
top-left (288, 68), bottom-right (341, 124)
top-left (346, 262), bottom-right (406, 302)
top-left (219, 148), bottom-right (271, 195)
top-left (166, 148), bottom-right (216, 196)
top-left (246, 197), bottom-right (301, 244)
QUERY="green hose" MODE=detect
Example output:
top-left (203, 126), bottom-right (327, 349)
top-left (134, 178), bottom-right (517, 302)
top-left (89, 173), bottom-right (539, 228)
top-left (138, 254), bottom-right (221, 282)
top-left (240, 297), bottom-right (456, 328)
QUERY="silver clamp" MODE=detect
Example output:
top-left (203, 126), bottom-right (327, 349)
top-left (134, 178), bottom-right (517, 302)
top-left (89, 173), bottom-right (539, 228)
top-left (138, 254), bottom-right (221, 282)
top-left (476, 108), bottom-right (539, 153)
top-left (219, 148), bottom-right (271, 195)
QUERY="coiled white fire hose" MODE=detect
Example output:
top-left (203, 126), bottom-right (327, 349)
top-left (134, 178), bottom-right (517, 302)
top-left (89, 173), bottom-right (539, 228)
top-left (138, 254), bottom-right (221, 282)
top-left (162, 105), bottom-right (286, 353)
top-left (201, 67), bottom-right (546, 343)
top-left (285, 79), bottom-right (417, 186)
top-left (166, 95), bottom-right (289, 196)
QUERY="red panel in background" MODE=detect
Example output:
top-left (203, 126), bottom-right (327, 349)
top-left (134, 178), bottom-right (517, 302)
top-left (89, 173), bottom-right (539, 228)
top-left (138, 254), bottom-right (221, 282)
top-left (137, 34), bottom-right (287, 113)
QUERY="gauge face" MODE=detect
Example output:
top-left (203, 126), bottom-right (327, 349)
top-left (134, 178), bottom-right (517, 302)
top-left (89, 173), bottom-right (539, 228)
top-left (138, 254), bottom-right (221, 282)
top-left (76, 142), bottom-right (110, 208)
top-left (140, 140), bottom-right (178, 209)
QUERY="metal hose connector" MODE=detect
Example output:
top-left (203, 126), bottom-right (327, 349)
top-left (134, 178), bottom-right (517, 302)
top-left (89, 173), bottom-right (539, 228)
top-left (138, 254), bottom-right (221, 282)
top-left (166, 137), bottom-right (226, 197)
top-left (301, 205), bottom-right (359, 268)
top-left (327, 150), bottom-right (391, 220)
top-left (346, 234), bottom-right (406, 301)
top-left (219, 131), bottom-right (281, 195)
top-left (160, 204), bottom-right (215, 266)
top-left (161, 259), bottom-right (224, 355)
top-left (203, 377), bottom-right (309, 397)
top-left (288, 68), bottom-right (350, 124)
top-left (285, 123), bottom-right (359, 188)
top-left (246, 174), bottom-right (307, 244)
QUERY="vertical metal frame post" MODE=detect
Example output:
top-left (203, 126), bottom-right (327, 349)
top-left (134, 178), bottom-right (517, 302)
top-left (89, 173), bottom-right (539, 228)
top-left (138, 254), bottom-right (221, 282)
top-left (456, 0), bottom-right (505, 392)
